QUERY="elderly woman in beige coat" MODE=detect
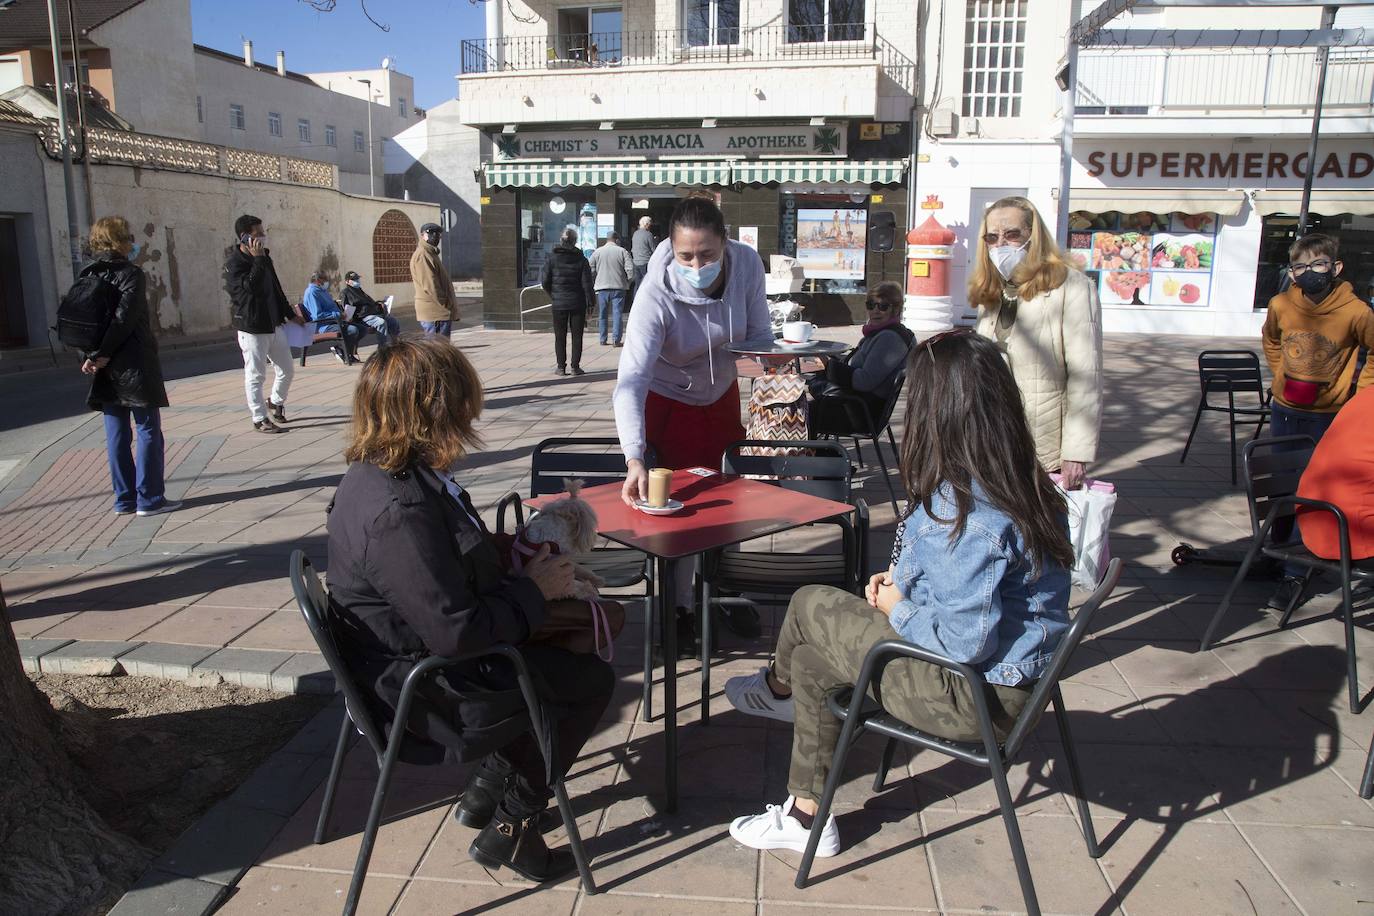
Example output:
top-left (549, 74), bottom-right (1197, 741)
top-left (969, 196), bottom-right (1102, 489)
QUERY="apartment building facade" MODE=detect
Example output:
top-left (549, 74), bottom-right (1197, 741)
top-left (0, 0), bottom-right (421, 197)
top-left (460, 0), bottom-right (922, 327)
top-left (913, 0), bottom-right (1374, 336)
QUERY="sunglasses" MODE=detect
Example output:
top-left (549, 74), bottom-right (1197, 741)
top-left (982, 228), bottom-right (1027, 246)
top-left (921, 327), bottom-right (974, 357)
top-left (865, 300), bottom-right (893, 310)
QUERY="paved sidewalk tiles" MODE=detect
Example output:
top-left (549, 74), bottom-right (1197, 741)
top-left (5, 327), bottom-right (1370, 915)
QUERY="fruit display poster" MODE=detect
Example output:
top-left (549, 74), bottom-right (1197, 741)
top-left (1068, 211), bottom-right (1217, 308)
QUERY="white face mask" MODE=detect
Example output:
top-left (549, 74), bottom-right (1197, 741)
top-left (990, 242), bottom-right (1028, 281)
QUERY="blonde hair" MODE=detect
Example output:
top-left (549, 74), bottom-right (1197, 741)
top-left (88, 216), bottom-right (133, 255)
top-left (343, 338), bottom-right (484, 473)
top-left (968, 197), bottom-right (1070, 309)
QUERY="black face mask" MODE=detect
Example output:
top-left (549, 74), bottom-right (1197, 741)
top-left (1294, 269), bottom-right (1335, 297)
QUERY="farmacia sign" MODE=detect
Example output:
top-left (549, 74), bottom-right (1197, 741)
top-left (495, 124), bottom-right (847, 160)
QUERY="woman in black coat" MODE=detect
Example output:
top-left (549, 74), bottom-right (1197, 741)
top-left (79, 216), bottom-right (177, 517)
top-left (540, 227), bottom-right (594, 376)
top-left (325, 338), bottom-right (614, 883)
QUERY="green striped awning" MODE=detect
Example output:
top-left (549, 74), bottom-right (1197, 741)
top-left (484, 160), bottom-right (733, 188)
top-left (733, 158), bottom-right (908, 185)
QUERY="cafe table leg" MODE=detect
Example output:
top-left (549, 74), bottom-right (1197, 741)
top-left (657, 556), bottom-right (679, 813)
top-left (700, 573), bottom-right (712, 726)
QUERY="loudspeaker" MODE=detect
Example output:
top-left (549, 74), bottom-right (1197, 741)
top-left (869, 210), bottom-right (897, 253)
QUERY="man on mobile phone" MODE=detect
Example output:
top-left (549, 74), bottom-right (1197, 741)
top-left (224, 214), bottom-right (298, 433)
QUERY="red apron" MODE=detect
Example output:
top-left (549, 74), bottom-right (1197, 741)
top-left (644, 381), bottom-right (746, 470)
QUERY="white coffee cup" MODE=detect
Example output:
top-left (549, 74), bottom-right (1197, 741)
top-left (782, 320), bottom-right (814, 343)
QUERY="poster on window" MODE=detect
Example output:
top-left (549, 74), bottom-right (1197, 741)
top-left (795, 208), bottom-right (867, 280)
top-left (1079, 212), bottom-right (1218, 308)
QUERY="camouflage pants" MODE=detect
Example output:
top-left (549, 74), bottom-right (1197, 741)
top-left (776, 585), bottom-right (1032, 802)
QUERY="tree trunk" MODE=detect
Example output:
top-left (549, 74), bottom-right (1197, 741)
top-left (0, 584), bottom-right (147, 915)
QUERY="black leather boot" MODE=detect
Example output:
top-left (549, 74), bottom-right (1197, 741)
top-left (468, 810), bottom-right (576, 882)
top-left (454, 769), bottom-right (507, 829)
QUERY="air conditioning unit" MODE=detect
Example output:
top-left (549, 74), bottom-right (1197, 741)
top-left (929, 107), bottom-right (958, 137)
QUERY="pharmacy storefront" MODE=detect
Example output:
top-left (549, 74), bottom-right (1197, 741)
top-left (1068, 138), bottom-right (1374, 336)
top-left (478, 121), bottom-right (910, 329)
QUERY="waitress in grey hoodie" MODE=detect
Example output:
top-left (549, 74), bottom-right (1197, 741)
top-left (613, 194), bottom-right (772, 648)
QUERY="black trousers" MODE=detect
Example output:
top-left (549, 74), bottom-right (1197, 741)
top-left (483, 644), bottom-right (614, 819)
top-left (552, 310), bottom-right (586, 370)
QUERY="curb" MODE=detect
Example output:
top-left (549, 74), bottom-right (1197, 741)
top-left (107, 698), bottom-right (350, 916)
top-left (18, 637), bottom-right (336, 695)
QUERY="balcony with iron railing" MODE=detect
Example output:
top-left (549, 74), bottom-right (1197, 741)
top-left (1075, 46), bottom-right (1374, 120)
top-left (459, 23), bottom-right (916, 96)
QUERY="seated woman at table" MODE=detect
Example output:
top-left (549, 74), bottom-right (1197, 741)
top-left (723, 330), bottom-right (1073, 856)
top-left (807, 280), bottom-right (914, 437)
top-left (326, 338), bottom-right (614, 883)
top-left (613, 193), bottom-right (773, 648)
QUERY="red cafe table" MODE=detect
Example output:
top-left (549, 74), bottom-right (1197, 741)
top-left (529, 468), bottom-right (855, 812)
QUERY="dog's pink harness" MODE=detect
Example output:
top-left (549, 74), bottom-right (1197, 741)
top-left (509, 534), bottom-right (614, 663)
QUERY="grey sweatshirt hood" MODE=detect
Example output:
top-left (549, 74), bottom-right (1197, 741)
top-left (612, 237), bottom-right (773, 462)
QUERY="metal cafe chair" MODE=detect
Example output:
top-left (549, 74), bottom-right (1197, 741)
top-left (1179, 349), bottom-right (1271, 484)
top-left (795, 559), bottom-right (1124, 916)
top-left (288, 551), bottom-right (597, 916)
top-left (1197, 436), bottom-right (1371, 713)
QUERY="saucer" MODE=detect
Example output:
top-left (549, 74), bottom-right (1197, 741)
top-left (634, 498), bottom-right (684, 516)
top-left (779, 340), bottom-right (814, 348)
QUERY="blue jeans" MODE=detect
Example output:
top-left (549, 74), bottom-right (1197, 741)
top-left (361, 313), bottom-right (401, 346)
top-left (1269, 402), bottom-right (1337, 575)
top-left (597, 289), bottom-right (626, 344)
top-left (420, 320), bottom-right (452, 338)
top-left (103, 406), bottom-right (165, 512)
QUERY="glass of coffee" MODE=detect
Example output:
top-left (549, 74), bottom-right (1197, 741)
top-left (647, 468), bottom-right (673, 508)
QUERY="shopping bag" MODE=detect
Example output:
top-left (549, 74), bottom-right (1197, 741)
top-left (1053, 476), bottom-right (1116, 590)
top-left (741, 371), bottom-right (810, 459)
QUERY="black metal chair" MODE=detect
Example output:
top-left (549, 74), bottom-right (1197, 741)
top-left (812, 370), bottom-right (906, 515)
top-left (288, 550), bottom-right (597, 916)
top-left (495, 437), bottom-right (659, 716)
top-left (1197, 437), bottom-right (1371, 713)
top-left (698, 440), bottom-right (868, 722)
top-left (795, 558), bottom-right (1124, 916)
top-left (1179, 349), bottom-right (1271, 484)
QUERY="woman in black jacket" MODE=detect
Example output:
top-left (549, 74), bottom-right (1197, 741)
top-left (326, 338), bottom-right (614, 883)
top-left (79, 216), bottom-right (177, 517)
top-left (540, 227), bottom-right (594, 376)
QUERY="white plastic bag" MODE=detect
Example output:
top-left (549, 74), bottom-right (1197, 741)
top-left (1054, 477), bottom-right (1117, 590)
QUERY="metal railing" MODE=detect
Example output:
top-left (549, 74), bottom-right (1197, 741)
top-left (1076, 47), bottom-right (1374, 114)
top-left (463, 22), bottom-right (892, 73)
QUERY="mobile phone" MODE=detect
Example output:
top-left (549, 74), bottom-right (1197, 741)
top-left (240, 233), bottom-right (252, 246)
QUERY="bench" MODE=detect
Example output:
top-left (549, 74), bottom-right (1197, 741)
top-left (289, 302), bottom-right (344, 366)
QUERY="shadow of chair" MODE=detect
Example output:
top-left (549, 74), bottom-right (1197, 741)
top-left (288, 550), bottom-right (597, 915)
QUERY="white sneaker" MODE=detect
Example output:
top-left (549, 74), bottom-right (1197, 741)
top-left (729, 796), bottom-right (840, 857)
top-left (724, 666), bottom-right (795, 723)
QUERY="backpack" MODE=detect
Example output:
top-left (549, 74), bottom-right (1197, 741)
top-left (55, 272), bottom-right (120, 352)
top-left (741, 369), bottom-right (812, 459)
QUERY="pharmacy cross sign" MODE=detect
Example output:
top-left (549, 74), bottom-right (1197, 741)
top-left (494, 123), bottom-right (849, 161)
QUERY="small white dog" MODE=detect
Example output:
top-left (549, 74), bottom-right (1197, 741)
top-left (505, 479), bottom-right (605, 601)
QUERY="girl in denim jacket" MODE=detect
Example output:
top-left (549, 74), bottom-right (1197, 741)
top-left (725, 330), bottom-right (1074, 858)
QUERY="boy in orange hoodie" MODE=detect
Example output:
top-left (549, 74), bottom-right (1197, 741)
top-left (1261, 233), bottom-right (1374, 609)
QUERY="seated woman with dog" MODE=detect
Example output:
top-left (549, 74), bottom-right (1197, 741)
top-left (326, 338), bottom-right (615, 884)
top-left (724, 330), bottom-right (1073, 857)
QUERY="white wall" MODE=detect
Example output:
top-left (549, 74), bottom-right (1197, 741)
top-left (193, 52), bottom-right (418, 195)
top-left (88, 0), bottom-right (199, 140)
top-left (33, 151), bottom-right (438, 337)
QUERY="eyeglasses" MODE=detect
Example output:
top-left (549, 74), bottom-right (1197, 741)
top-left (982, 228), bottom-right (1027, 246)
top-left (1289, 258), bottom-right (1334, 276)
top-left (921, 326), bottom-right (974, 357)
top-left (865, 300), bottom-right (893, 310)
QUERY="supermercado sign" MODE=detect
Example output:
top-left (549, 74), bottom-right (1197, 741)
top-left (1074, 140), bottom-right (1373, 189)
top-left (494, 124), bottom-right (847, 161)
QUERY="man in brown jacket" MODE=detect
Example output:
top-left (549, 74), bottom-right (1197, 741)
top-left (411, 222), bottom-right (457, 339)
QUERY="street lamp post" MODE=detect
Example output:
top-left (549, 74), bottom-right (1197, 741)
top-left (359, 78), bottom-right (375, 195)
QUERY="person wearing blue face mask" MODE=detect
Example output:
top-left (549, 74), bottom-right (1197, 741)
top-left (969, 196), bottom-right (1103, 494)
top-left (612, 193), bottom-right (773, 650)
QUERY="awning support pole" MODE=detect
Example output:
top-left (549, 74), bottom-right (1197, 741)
top-left (1298, 5), bottom-right (1337, 233)
top-left (1055, 40), bottom-right (1080, 248)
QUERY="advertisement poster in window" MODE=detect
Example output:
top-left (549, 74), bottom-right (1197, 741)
top-left (795, 208), bottom-right (867, 280)
top-left (1076, 211), bottom-right (1217, 308)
